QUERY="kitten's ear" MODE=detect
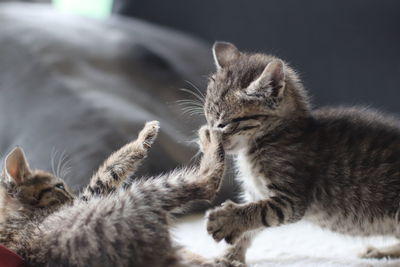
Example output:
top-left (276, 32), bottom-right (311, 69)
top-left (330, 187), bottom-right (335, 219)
top-left (212, 41), bottom-right (241, 69)
top-left (246, 59), bottom-right (285, 98)
top-left (3, 147), bottom-right (31, 184)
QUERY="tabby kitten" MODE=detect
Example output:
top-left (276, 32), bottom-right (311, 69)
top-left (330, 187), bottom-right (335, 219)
top-left (0, 121), bottom-right (226, 266)
top-left (203, 41), bottom-right (400, 263)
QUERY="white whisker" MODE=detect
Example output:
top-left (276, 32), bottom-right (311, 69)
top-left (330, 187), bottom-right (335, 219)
top-left (57, 150), bottom-right (68, 178)
top-left (180, 88), bottom-right (205, 104)
top-left (184, 80), bottom-right (206, 99)
top-left (176, 99), bottom-right (204, 108)
top-left (50, 147), bottom-right (57, 176)
top-left (60, 156), bottom-right (72, 179)
top-left (177, 84), bottom-right (206, 118)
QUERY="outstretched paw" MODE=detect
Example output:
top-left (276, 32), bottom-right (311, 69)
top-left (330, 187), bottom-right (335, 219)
top-left (206, 201), bottom-right (246, 244)
top-left (138, 120), bottom-right (160, 149)
top-left (198, 125), bottom-right (211, 153)
top-left (198, 125), bottom-right (224, 159)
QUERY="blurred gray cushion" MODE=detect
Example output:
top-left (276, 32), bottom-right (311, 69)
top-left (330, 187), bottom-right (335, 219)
top-left (0, 3), bottom-right (213, 191)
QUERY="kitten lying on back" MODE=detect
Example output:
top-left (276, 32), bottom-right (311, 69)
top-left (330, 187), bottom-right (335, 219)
top-left (202, 42), bottom-right (400, 264)
top-left (0, 121), bottom-right (229, 267)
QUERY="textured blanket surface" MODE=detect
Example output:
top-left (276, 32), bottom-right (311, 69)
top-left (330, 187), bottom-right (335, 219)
top-left (173, 215), bottom-right (400, 267)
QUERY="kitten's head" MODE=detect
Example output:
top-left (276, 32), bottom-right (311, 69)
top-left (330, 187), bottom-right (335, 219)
top-left (0, 147), bottom-right (74, 211)
top-left (204, 42), bottom-right (310, 153)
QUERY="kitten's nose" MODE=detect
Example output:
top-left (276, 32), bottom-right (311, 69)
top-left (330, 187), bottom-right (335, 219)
top-left (213, 122), bottom-right (229, 132)
top-left (217, 123), bottom-right (226, 128)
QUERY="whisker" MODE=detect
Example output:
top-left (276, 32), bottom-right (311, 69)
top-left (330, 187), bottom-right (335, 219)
top-left (181, 107), bottom-right (205, 117)
top-left (180, 105), bottom-right (204, 112)
top-left (56, 152), bottom-right (61, 178)
top-left (60, 156), bottom-right (72, 179)
top-left (180, 106), bottom-right (204, 112)
top-left (57, 150), bottom-right (68, 178)
top-left (184, 80), bottom-right (205, 99)
top-left (179, 107), bottom-right (204, 114)
top-left (180, 88), bottom-right (205, 104)
top-left (177, 84), bottom-right (206, 118)
top-left (176, 99), bottom-right (204, 106)
top-left (176, 101), bottom-right (204, 109)
top-left (61, 165), bottom-right (72, 180)
top-left (50, 147), bottom-right (57, 176)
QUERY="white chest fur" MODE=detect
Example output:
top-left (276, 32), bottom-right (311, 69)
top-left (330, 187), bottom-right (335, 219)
top-left (235, 152), bottom-right (275, 202)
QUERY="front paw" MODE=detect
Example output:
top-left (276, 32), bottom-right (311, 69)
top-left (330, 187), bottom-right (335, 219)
top-left (198, 125), bottom-right (211, 153)
top-left (138, 120), bottom-right (160, 149)
top-left (206, 201), bottom-right (245, 244)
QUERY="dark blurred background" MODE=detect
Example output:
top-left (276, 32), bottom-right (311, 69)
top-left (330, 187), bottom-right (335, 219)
top-left (115, 0), bottom-right (400, 112)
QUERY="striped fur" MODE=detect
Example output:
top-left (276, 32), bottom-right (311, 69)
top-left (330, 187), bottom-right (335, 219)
top-left (204, 42), bottom-right (400, 263)
top-left (80, 121), bottom-right (159, 201)
top-left (0, 122), bottom-right (228, 266)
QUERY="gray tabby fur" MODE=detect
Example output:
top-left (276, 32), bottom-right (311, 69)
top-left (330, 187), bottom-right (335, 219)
top-left (203, 41), bottom-right (400, 264)
top-left (0, 122), bottom-right (229, 266)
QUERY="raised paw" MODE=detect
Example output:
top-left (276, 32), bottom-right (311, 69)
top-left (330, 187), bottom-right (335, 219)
top-left (198, 125), bottom-right (211, 153)
top-left (198, 125), bottom-right (224, 159)
top-left (206, 201), bottom-right (246, 244)
top-left (138, 120), bottom-right (160, 149)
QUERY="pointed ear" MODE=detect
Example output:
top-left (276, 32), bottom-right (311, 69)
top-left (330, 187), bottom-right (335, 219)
top-left (212, 41), bottom-right (241, 69)
top-left (246, 59), bottom-right (285, 98)
top-left (3, 147), bottom-right (31, 184)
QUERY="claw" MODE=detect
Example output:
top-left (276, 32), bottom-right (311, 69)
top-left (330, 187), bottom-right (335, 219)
top-left (138, 120), bottom-right (160, 147)
top-left (225, 234), bottom-right (234, 244)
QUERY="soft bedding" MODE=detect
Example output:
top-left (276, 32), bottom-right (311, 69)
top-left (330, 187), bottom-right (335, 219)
top-left (174, 215), bottom-right (400, 267)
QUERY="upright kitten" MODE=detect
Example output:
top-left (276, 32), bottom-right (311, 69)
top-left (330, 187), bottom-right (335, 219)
top-left (0, 121), bottom-right (227, 266)
top-left (203, 41), bottom-right (400, 264)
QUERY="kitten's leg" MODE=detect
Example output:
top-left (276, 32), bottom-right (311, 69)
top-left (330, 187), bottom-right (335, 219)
top-left (360, 243), bottom-right (400, 259)
top-left (218, 230), bottom-right (260, 264)
top-left (80, 121), bottom-right (159, 200)
top-left (207, 196), bottom-right (305, 245)
top-left (135, 126), bottom-right (225, 212)
top-left (206, 203), bottom-right (260, 266)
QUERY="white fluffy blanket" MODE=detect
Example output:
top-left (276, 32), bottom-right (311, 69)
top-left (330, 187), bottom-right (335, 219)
top-left (172, 215), bottom-right (400, 266)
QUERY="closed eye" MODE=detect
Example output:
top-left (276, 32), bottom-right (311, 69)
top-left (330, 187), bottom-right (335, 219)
top-left (239, 125), bottom-right (259, 131)
top-left (231, 114), bottom-right (267, 123)
top-left (216, 115), bottom-right (265, 133)
top-left (218, 115), bottom-right (266, 128)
